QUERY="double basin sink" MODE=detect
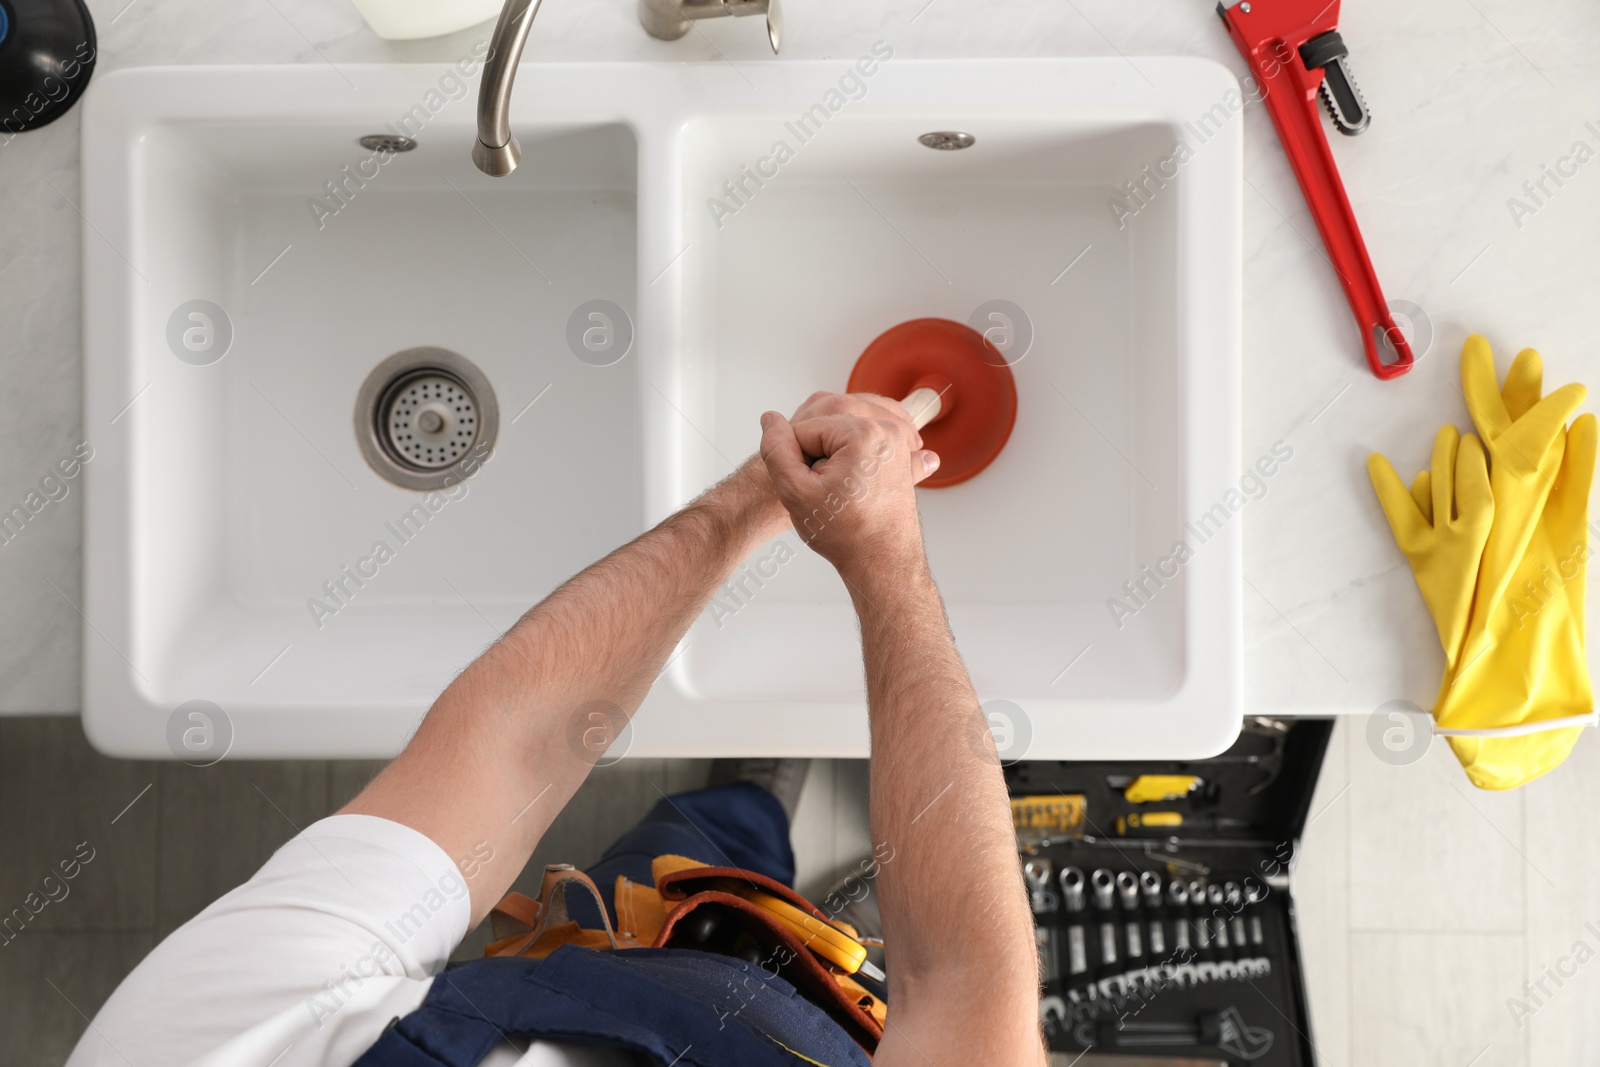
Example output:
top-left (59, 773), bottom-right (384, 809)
top-left (80, 56), bottom-right (1242, 759)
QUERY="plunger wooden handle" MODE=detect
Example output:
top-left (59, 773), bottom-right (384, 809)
top-left (901, 387), bottom-right (942, 429)
top-left (899, 374), bottom-right (955, 430)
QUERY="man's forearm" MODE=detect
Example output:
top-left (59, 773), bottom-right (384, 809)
top-left (848, 559), bottom-right (1043, 1062)
top-left (344, 460), bottom-right (788, 922)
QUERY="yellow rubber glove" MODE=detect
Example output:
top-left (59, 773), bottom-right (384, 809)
top-left (1367, 425), bottom-right (1492, 670)
top-left (1436, 341), bottom-right (1597, 789)
top-left (1454, 337), bottom-right (1586, 659)
top-left (1369, 337), bottom-right (1595, 789)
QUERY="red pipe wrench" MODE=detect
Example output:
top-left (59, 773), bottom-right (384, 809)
top-left (1217, 0), bottom-right (1413, 379)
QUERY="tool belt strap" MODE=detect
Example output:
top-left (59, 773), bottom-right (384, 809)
top-left (484, 855), bottom-right (886, 1051)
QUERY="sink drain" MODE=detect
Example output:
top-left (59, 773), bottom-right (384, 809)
top-left (918, 130), bottom-right (975, 151)
top-left (355, 347), bottom-right (498, 491)
top-left (385, 374), bottom-right (478, 469)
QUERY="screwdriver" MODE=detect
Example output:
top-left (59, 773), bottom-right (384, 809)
top-left (1114, 811), bottom-right (1251, 836)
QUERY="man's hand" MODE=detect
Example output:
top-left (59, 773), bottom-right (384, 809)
top-left (759, 392), bottom-right (940, 576)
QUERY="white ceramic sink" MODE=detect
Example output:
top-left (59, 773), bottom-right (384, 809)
top-left (81, 59), bottom-right (1241, 760)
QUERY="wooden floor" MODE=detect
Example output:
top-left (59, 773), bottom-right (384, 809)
top-left (2, 716), bottom-right (1596, 1065)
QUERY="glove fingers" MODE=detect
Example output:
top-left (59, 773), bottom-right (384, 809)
top-left (1504, 383), bottom-right (1589, 474)
top-left (1455, 433), bottom-right (1493, 521)
top-left (1558, 413), bottom-right (1598, 510)
top-left (1411, 470), bottom-right (1433, 523)
top-left (1501, 348), bottom-right (1543, 421)
top-left (1461, 335), bottom-right (1512, 444)
top-left (1368, 452), bottom-right (1427, 546)
top-left (1431, 424), bottom-right (1460, 524)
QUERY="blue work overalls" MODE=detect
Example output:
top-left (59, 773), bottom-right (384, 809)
top-left (355, 783), bottom-right (875, 1067)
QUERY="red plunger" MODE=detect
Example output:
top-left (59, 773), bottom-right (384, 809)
top-left (846, 318), bottom-right (1018, 488)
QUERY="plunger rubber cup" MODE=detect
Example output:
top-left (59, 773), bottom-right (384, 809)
top-left (846, 318), bottom-right (1018, 488)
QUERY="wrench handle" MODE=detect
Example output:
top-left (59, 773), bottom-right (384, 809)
top-left (1219, 2), bottom-right (1413, 380)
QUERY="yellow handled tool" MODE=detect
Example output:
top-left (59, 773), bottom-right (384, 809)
top-left (1115, 811), bottom-right (1184, 834)
top-left (1121, 775), bottom-right (1202, 804)
top-left (713, 880), bottom-right (886, 983)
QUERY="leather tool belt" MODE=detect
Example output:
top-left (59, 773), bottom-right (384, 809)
top-left (485, 855), bottom-right (887, 1053)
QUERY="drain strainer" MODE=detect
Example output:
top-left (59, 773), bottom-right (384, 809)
top-left (385, 374), bottom-right (478, 468)
top-left (355, 347), bottom-right (499, 491)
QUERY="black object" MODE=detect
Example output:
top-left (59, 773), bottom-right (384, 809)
top-left (1299, 29), bottom-right (1370, 136)
top-left (0, 0), bottom-right (97, 136)
top-left (1015, 719), bottom-right (1334, 1067)
top-left (1100, 1007), bottom-right (1276, 1058)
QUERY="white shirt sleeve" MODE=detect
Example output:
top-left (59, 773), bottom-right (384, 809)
top-left (65, 814), bottom-right (633, 1067)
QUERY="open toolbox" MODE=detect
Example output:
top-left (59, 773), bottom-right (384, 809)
top-left (1006, 718), bottom-right (1335, 1066)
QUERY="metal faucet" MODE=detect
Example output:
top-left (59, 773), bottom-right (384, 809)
top-left (472, 0), bottom-right (542, 177)
top-left (472, 0), bottom-right (782, 177)
top-left (637, 0), bottom-right (782, 52)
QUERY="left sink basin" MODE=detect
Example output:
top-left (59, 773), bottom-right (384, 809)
top-left (81, 67), bottom-right (646, 756)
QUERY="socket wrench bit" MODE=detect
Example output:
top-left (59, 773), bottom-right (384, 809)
top-left (1099, 922), bottom-right (1118, 967)
top-left (1060, 866), bottom-right (1087, 913)
top-left (1225, 881), bottom-right (1243, 908)
top-left (1023, 858), bottom-right (1056, 914)
top-left (1091, 868), bottom-right (1116, 910)
top-left (1139, 870), bottom-right (1163, 909)
top-left (1245, 882), bottom-right (1266, 905)
top-left (1206, 884), bottom-right (1225, 909)
top-left (1148, 919), bottom-right (1166, 956)
top-left (1116, 871), bottom-right (1140, 910)
top-left (1067, 924), bottom-right (1088, 975)
top-left (1188, 879), bottom-right (1206, 904)
top-left (1168, 879), bottom-right (1190, 907)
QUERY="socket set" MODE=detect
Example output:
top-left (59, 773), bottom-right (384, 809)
top-left (1008, 719), bottom-right (1334, 1066)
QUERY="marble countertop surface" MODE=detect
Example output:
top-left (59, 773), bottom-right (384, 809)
top-left (5, 0), bottom-right (1600, 723)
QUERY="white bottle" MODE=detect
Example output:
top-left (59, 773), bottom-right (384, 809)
top-left (348, 0), bottom-right (505, 40)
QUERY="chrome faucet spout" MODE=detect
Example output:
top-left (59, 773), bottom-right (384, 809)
top-left (473, 0), bottom-right (781, 177)
top-left (473, 0), bottom-right (544, 177)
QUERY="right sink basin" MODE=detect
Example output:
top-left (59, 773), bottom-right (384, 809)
top-left (651, 58), bottom-right (1244, 759)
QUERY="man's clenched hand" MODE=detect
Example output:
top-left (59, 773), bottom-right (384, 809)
top-left (758, 391), bottom-right (940, 578)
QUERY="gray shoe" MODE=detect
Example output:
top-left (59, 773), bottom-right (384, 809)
top-left (706, 758), bottom-right (811, 821)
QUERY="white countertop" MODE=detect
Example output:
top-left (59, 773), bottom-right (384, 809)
top-left (5, 0), bottom-right (1600, 726)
